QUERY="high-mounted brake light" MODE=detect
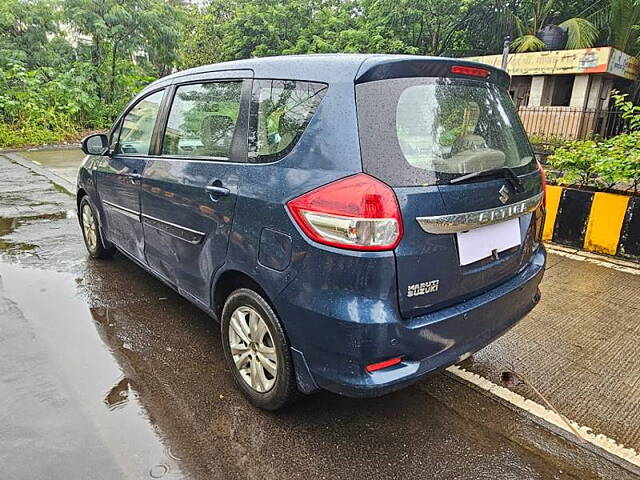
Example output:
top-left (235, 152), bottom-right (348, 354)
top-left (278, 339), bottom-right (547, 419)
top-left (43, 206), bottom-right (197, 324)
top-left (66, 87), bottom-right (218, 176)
top-left (366, 357), bottom-right (402, 373)
top-left (451, 65), bottom-right (489, 78)
top-left (287, 173), bottom-right (403, 251)
top-left (536, 158), bottom-right (547, 208)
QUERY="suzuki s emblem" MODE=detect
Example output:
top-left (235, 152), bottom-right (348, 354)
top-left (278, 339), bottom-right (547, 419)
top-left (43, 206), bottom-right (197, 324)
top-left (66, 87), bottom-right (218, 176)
top-left (499, 185), bottom-right (510, 204)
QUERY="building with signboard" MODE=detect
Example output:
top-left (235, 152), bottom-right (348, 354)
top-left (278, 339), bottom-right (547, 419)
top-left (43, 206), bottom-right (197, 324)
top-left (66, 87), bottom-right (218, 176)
top-left (465, 47), bottom-right (640, 140)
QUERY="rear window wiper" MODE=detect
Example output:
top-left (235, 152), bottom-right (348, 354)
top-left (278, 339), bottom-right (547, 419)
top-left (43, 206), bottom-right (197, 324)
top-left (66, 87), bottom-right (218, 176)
top-left (448, 166), bottom-right (524, 193)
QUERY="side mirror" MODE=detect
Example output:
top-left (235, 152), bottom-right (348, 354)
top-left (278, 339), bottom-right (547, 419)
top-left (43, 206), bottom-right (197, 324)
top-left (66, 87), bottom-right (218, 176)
top-left (81, 133), bottom-right (110, 156)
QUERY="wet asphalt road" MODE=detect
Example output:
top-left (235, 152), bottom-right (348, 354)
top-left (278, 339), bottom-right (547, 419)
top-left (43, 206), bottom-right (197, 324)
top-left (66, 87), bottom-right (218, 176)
top-left (0, 152), bottom-right (631, 479)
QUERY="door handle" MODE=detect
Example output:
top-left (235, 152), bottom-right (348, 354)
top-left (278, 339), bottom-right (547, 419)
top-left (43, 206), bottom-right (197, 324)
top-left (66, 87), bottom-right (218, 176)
top-left (205, 185), bottom-right (230, 196)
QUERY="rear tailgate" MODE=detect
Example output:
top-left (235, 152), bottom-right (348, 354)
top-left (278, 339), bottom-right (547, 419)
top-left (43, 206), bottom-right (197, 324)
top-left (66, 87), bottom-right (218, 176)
top-left (355, 59), bottom-right (544, 318)
top-left (393, 174), bottom-right (543, 317)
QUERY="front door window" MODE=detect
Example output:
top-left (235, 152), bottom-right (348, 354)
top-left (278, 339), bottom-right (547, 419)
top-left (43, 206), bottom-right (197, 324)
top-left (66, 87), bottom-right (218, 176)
top-left (116, 90), bottom-right (165, 155)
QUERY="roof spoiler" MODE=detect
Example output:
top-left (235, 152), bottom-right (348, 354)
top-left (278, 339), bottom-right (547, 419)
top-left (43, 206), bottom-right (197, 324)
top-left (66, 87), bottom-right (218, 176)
top-left (354, 57), bottom-right (510, 88)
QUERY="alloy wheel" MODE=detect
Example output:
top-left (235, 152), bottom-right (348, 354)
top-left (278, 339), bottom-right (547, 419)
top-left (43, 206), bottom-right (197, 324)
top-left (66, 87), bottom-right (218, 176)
top-left (82, 204), bottom-right (98, 252)
top-left (228, 306), bottom-right (278, 393)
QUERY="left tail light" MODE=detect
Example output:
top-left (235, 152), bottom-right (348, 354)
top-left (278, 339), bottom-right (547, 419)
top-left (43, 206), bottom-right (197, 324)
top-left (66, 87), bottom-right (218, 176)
top-left (536, 158), bottom-right (547, 208)
top-left (287, 173), bottom-right (403, 251)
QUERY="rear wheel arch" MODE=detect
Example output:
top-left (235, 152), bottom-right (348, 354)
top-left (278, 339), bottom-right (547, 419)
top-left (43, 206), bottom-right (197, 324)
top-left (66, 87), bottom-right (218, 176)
top-left (213, 270), bottom-right (271, 320)
top-left (220, 286), bottom-right (301, 409)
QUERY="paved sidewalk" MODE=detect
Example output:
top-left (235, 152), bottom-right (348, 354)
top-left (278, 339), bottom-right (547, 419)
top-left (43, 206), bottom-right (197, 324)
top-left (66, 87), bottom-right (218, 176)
top-left (463, 249), bottom-right (640, 453)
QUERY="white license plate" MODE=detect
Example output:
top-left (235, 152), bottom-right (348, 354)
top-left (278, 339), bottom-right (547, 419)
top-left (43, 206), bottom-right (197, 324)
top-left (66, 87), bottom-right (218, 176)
top-left (456, 218), bottom-right (521, 266)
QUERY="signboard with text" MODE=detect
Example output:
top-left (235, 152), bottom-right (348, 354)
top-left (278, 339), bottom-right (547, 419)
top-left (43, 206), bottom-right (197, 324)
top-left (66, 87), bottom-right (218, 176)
top-left (466, 47), bottom-right (639, 80)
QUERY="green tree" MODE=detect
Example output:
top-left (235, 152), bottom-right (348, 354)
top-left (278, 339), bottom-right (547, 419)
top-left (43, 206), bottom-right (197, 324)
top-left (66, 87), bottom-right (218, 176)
top-left (0, 0), bottom-right (72, 69)
top-left (508, 0), bottom-right (598, 52)
top-left (64, 0), bottom-right (187, 102)
top-left (183, 0), bottom-right (484, 66)
top-left (589, 0), bottom-right (640, 54)
top-left (356, 0), bottom-right (477, 56)
top-left (0, 0), bottom-right (190, 147)
top-left (180, 0), bottom-right (238, 68)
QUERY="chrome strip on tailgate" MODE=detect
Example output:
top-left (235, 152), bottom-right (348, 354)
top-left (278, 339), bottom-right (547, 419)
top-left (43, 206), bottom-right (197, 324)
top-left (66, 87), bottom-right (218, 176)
top-left (416, 192), bottom-right (543, 234)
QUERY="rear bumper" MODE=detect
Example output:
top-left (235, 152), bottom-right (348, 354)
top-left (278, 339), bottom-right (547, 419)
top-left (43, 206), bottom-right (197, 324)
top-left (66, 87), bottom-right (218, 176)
top-left (276, 247), bottom-right (546, 398)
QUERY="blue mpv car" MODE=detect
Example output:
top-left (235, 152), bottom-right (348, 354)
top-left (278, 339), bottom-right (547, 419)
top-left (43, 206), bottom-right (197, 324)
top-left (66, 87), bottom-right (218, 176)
top-left (78, 54), bottom-right (546, 410)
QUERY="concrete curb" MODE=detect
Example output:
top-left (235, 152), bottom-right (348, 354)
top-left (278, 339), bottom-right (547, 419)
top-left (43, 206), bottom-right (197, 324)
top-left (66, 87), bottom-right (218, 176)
top-left (544, 185), bottom-right (640, 261)
top-left (420, 373), bottom-right (640, 480)
top-left (0, 143), bottom-right (81, 154)
top-left (545, 243), bottom-right (640, 275)
top-left (445, 366), bottom-right (640, 478)
top-left (1, 152), bottom-right (75, 196)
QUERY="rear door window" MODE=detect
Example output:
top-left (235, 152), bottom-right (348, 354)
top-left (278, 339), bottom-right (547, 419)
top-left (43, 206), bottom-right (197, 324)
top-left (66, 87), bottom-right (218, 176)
top-left (161, 81), bottom-right (243, 159)
top-left (356, 78), bottom-right (535, 186)
top-left (248, 80), bottom-right (327, 162)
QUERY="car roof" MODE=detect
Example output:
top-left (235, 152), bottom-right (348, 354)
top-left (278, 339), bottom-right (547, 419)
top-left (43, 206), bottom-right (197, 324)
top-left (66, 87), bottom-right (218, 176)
top-left (147, 54), bottom-right (509, 89)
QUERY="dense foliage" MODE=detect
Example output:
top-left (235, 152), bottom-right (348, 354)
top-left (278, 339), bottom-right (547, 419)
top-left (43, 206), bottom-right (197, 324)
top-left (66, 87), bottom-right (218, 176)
top-left (548, 93), bottom-right (640, 193)
top-left (2, 0), bottom-right (640, 147)
top-left (0, 0), bottom-right (190, 147)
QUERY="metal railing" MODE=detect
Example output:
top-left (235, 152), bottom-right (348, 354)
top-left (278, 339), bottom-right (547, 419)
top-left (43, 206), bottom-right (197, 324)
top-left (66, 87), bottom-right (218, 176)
top-left (517, 107), bottom-right (629, 143)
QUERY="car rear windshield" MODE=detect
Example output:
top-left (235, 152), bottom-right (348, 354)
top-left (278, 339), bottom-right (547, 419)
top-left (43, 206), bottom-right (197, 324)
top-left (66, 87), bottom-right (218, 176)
top-left (356, 77), bottom-right (535, 186)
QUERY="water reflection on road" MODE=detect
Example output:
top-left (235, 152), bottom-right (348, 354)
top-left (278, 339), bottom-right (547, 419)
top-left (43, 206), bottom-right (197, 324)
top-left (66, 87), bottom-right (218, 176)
top-left (18, 147), bottom-right (85, 184)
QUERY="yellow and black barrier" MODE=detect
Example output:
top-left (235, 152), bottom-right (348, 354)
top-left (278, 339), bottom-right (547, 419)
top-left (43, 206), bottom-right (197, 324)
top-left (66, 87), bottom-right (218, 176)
top-left (543, 185), bottom-right (640, 260)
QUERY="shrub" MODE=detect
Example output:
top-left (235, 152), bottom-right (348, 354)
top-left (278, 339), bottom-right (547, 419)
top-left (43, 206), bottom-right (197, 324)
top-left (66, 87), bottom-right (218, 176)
top-left (611, 90), bottom-right (640, 132)
top-left (547, 91), bottom-right (640, 194)
top-left (0, 62), bottom-right (157, 148)
top-left (548, 132), bottom-right (640, 193)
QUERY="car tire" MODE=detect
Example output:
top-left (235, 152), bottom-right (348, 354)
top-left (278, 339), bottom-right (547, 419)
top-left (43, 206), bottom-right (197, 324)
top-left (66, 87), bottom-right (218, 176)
top-left (79, 196), bottom-right (115, 260)
top-left (221, 288), bottom-right (300, 410)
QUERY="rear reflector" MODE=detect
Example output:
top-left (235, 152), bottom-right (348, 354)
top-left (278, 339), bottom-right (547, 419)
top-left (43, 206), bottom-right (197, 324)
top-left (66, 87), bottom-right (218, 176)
top-left (366, 357), bottom-right (402, 373)
top-left (287, 173), bottom-right (403, 251)
top-left (451, 65), bottom-right (489, 78)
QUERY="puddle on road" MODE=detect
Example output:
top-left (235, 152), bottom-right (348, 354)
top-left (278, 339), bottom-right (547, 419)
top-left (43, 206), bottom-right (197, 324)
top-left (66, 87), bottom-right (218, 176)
top-left (19, 148), bottom-right (84, 184)
top-left (20, 147), bottom-right (85, 165)
top-left (0, 212), bottom-right (70, 256)
top-left (0, 263), bottom-right (186, 480)
top-left (0, 259), bottom-right (583, 480)
top-left (0, 155), bottom-right (77, 262)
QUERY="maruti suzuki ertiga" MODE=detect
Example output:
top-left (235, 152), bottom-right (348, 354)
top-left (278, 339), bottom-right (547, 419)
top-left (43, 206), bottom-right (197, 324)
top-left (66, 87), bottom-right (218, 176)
top-left (78, 54), bottom-right (546, 410)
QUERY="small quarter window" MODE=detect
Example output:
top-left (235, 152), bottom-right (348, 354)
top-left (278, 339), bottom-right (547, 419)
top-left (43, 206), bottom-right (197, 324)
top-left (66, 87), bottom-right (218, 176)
top-left (115, 90), bottom-right (165, 155)
top-left (248, 80), bottom-right (327, 163)
top-left (110, 121), bottom-right (121, 151)
top-left (162, 81), bottom-right (243, 159)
